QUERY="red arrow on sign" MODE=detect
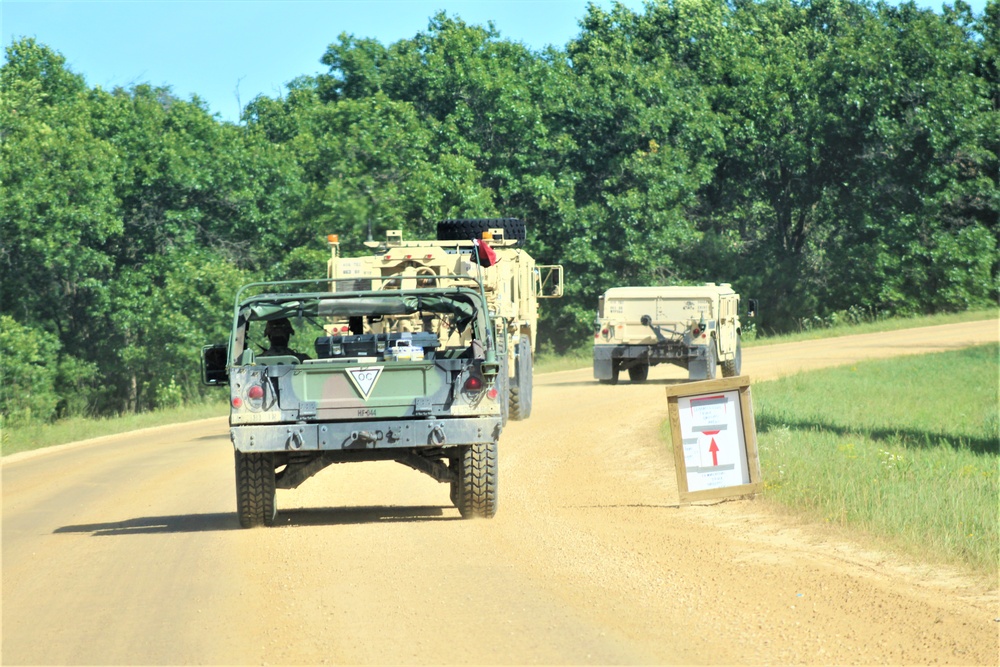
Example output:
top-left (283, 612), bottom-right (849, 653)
top-left (709, 438), bottom-right (720, 466)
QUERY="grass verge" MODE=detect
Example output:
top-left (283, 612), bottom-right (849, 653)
top-left (535, 308), bottom-right (998, 373)
top-left (1, 400), bottom-right (228, 457)
top-left (747, 307), bottom-right (997, 346)
top-left (752, 343), bottom-right (998, 577)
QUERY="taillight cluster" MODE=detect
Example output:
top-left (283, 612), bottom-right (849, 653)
top-left (233, 381), bottom-right (266, 410)
top-left (593, 323), bottom-right (614, 341)
top-left (462, 374), bottom-right (499, 401)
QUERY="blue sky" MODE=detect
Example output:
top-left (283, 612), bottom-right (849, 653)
top-left (3, 0), bottom-right (987, 124)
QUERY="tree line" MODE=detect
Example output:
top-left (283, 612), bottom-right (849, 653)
top-left (1, 0), bottom-right (996, 426)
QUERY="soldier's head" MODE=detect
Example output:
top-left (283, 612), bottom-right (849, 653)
top-left (264, 318), bottom-right (295, 347)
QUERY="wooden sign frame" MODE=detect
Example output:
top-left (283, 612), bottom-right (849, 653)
top-left (664, 375), bottom-right (762, 503)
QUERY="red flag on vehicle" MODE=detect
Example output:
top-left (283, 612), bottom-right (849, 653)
top-left (472, 238), bottom-right (498, 267)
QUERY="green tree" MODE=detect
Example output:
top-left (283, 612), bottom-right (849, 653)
top-left (104, 249), bottom-right (251, 413)
top-left (0, 39), bottom-right (123, 352)
top-left (0, 317), bottom-right (61, 425)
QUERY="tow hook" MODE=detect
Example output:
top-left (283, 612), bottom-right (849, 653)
top-left (285, 430), bottom-right (305, 450)
top-left (351, 430), bottom-right (382, 447)
top-left (428, 424), bottom-right (447, 446)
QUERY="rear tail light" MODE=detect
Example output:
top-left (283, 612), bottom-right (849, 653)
top-left (239, 383), bottom-right (265, 410)
top-left (463, 374), bottom-right (500, 402)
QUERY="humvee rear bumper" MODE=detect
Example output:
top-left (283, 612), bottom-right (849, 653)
top-left (231, 416), bottom-right (502, 453)
top-left (593, 343), bottom-right (707, 379)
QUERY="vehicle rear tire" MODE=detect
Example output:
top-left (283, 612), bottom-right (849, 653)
top-left (437, 218), bottom-right (526, 246)
top-left (628, 362), bottom-right (649, 383)
top-left (509, 337), bottom-right (533, 420)
top-left (454, 442), bottom-right (498, 519)
top-left (721, 337), bottom-right (742, 377)
top-left (235, 451), bottom-right (276, 528)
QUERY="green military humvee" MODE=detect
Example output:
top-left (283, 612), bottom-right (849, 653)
top-left (202, 278), bottom-right (505, 527)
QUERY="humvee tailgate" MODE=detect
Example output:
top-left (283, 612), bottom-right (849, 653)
top-left (279, 360), bottom-right (450, 419)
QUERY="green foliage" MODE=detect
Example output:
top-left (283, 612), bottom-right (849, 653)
top-left (1, 0), bottom-right (996, 424)
top-left (0, 317), bottom-right (61, 425)
top-left (1, 400), bottom-right (228, 457)
top-left (103, 250), bottom-right (252, 413)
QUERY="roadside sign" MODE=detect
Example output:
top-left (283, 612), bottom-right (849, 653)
top-left (665, 376), bottom-right (762, 503)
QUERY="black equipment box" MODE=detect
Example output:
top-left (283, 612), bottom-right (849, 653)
top-left (315, 332), bottom-right (440, 359)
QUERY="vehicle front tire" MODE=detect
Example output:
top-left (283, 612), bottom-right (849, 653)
top-left (454, 442), bottom-right (498, 519)
top-left (235, 451), bottom-right (277, 528)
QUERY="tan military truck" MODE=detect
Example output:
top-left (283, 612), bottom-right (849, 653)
top-left (327, 218), bottom-right (563, 421)
top-left (593, 283), bottom-right (751, 384)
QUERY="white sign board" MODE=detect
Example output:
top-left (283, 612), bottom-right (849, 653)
top-left (678, 391), bottom-right (751, 492)
top-left (665, 376), bottom-right (762, 503)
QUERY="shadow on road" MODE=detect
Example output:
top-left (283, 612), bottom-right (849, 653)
top-left (54, 513), bottom-right (237, 535)
top-left (275, 505), bottom-right (460, 526)
top-left (195, 434), bottom-right (229, 442)
top-left (54, 505), bottom-right (458, 535)
top-left (544, 379), bottom-right (691, 388)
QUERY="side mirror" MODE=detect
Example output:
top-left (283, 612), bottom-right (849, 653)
top-left (201, 343), bottom-right (229, 386)
top-left (746, 298), bottom-right (759, 319)
top-left (536, 265), bottom-right (564, 298)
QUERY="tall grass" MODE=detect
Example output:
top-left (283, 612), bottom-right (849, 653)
top-left (754, 344), bottom-right (999, 576)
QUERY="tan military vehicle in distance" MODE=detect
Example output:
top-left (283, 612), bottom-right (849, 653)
top-left (327, 218), bottom-right (563, 422)
top-left (593, 283), bottom-right (753, 384)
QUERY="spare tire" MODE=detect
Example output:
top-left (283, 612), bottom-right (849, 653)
top-left (437, 218), bottom-right (526, 246)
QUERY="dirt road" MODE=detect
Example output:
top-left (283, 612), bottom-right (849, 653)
top-left (3, 320), bottom-right (997, 665)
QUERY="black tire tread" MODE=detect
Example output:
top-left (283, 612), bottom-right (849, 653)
top-left (456, 442), bottom-right (498, 519)
top-left (628, 363), bottom-right (649, 383)
top-left (509, 337), bottom-right (533, 421)
top-left (235, 451), bottom-right (276, 528)
top-left (437, 218), bottom-right (526, 246)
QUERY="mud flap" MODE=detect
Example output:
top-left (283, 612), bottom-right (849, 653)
top-left (687, 344), bottom-right (718, 381)
top-left (593, 347), bottom-right (617, 380)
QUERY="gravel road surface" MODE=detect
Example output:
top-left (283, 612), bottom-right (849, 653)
top-left (3, 319), bottom-right (997, 665)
